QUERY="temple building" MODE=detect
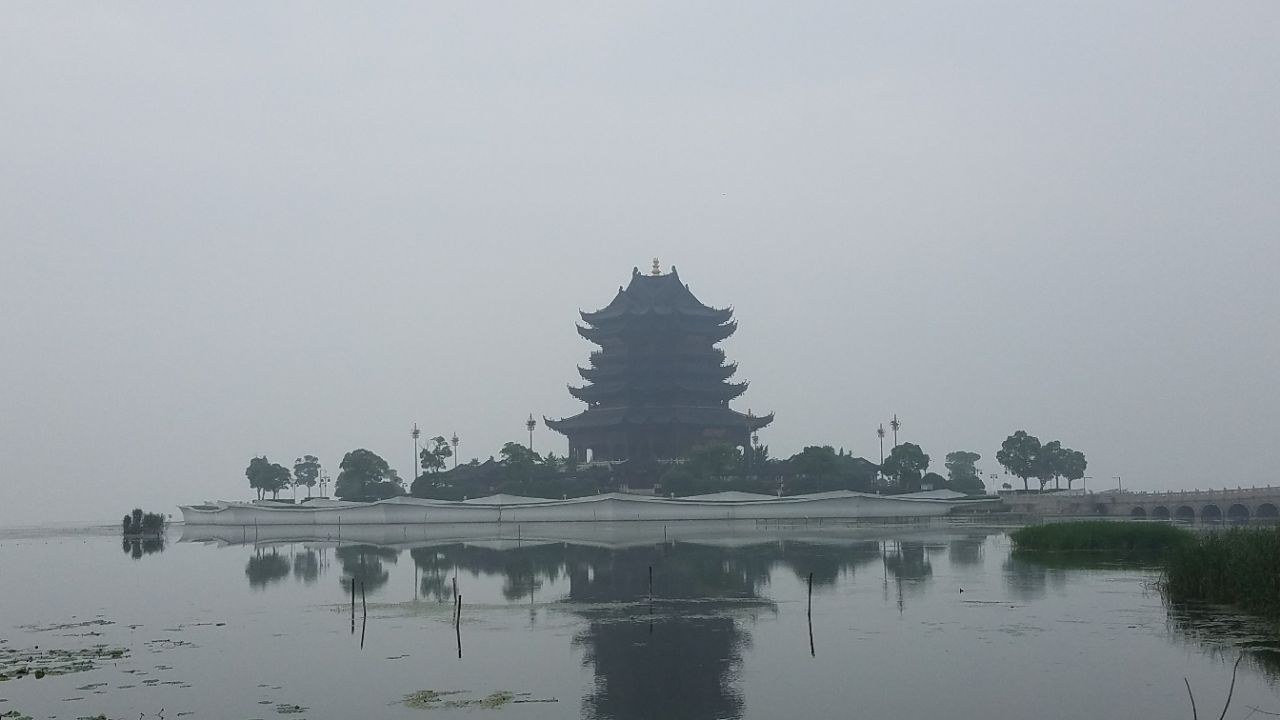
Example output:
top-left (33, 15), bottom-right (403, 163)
top-left (546, 261), bottom-right (773, 463)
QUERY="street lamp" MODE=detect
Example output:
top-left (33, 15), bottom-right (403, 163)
top-left (450, 432), bottom-right (459, 469)
top-left (1114, 475), bottom-right (1122, 493)
top-left (890, 414), bottom-right (901, 448)
top-left (411, 423), bottom-right (421, 483)
top-left (319, 472), bottom-right (330, 498)
top-left (527, 414), bottom-right (537, 452)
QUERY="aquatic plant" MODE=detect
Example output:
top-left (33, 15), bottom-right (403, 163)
top-left (1011, 521), bottom-right (1193, 553)
top-left (1163, 527), bottom-right (1280, 618)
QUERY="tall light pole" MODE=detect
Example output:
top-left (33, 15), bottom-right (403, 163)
top-left (1083, 476), bottom-right (1092, 493)
top-left (890, 414), bottom-right (901, 448)
top-left (1114, 475), bottom-right (1122, 493)
top-left (450, 432), bottom-right (459, 469)
top-left (411, 423), bottom-right (421, 483)
top-left (876, 424), bottom-right (886, 488)
top-left (527, 414), bottom-right (537, 452)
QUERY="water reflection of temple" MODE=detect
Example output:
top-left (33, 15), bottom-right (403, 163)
top-left (184, 526), bottom-right (970, 720)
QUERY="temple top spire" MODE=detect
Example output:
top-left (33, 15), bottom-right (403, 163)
top-left (651, 257), bottom-right (661, 275)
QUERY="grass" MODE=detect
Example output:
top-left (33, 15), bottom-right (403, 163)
top-left (1013, 522), bottom-right (1280, 621)
top-left (1163, 527), bottom-right (1280, 618)
top-left (1010, 520), bottom-right (1194, 553)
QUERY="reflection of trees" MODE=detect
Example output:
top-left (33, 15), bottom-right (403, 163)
top-left (410, 544), bottom-right (567, 602)
top-left (122, 537), bottom-right (165, 560)
top-left (774, 541), bottom-right (882, 586)
top-left (245, 547), bottom-right (291, 589)
top-left (885, 541), bottom-right (933, 583)
top-left (949, 536), bottom-right (986, 567)
top-left (1001, 554), bottom-right (1067, 601)
top-left (293, 550), bottom-right (319, 584)
top-left (336, 545), bottom-right (398, 593)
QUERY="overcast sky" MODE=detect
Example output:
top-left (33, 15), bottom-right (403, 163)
top-left (2, 2), bottom-right (1277, 526)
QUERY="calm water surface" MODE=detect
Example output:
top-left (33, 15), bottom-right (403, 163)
top-left (1, 521), bottom-right (1277, 719)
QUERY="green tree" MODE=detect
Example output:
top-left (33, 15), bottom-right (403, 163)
top-left (293, 455), bottom-right (321, 498)
top-left (686, 442), bottom-right (741, 479)
top-left (245, 456), bottom-right (290, 500)
top-left (1036, 440), bottom-right (1062, 491)
top-left (945, 451), bottom-right (984, 494)
top-left (790, 446), bottom-right (840, 479)
top-left (1059, 447), bottom-right (1088, 490)
top-left (882, 443), bottom-right (929, 491)
top-left (335, 449), bottom-right (400, 501)
top-left (420, 436), bottom-right (452, 475)
top-left (500, 442), bottom-right (541, 483)
top-left (996, 431), bottom-right (1041, 491)
top-left (921, 471), bottom-right (947, 490)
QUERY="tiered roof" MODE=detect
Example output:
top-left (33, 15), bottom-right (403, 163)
top-left (547, 265), bottom-right (772, 437)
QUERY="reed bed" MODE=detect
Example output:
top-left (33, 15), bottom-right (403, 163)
top-left (1011, 521), bottom-right (1194, 553)
top-left (1163, 527), bottom-right (1280, 618)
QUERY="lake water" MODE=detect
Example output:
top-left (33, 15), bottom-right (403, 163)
top-left (1, 521), bottom-right (1278, 719)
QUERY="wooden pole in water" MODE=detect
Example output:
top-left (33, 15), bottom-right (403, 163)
top-left (360, 580), bottom-right (367, 649)
top-left (455, 596), bottom-right (463, 659)
top-left (807, 573), bottom-right (813, 616)
top-left (350, 580), bottom-right (355, 634)
top-left (648, 566), bottom-right (653, 601)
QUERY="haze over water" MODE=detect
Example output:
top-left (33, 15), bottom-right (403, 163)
top-left (1, 523), bottom-right (1277, 719)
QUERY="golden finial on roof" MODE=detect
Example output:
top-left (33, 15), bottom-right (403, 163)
top-left (651, 257), bottom-right (661, 275)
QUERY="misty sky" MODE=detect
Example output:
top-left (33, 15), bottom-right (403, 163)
top-left (2, 2), bottom-right (1278, 526)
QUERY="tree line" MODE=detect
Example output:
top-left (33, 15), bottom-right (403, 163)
top-left (244, 428), bottom-right (1086, 502)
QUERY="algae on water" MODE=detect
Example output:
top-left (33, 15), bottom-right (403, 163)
top-left (403, 689), bottom-right (542, 710)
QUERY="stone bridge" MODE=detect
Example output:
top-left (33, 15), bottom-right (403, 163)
top-left (1113, 487), bottom-right (1280, 523)
top-left (999, 486), bottom-right (1280, 524)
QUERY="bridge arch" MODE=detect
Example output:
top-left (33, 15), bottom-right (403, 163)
top-left (1256, 503), bottom-right (1279, 521)
top-left (1129, 507), bottom-right (1147, 518)
top-left (1152, 506), bottom-right (1171, 520)
top-left (1201, 504), bottom-right (1223, 524)
top-left (1227, 504), bottom-right (1250, 524)
top-left (1174, 505), bottom-right (1196, 522)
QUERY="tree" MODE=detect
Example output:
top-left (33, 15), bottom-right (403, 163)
top-left (882, 443), bottom-right (929, 491)
top-left (335, 449), bottom-right (400, 501)
top-left (267, 463), bottom-right (291, 499)
top-left (500, 442), bottom-right (541, 483)
top-left (996, 431), bottom-right (1041, 491)
top-left (1036, 440), bottom-right (1062, 491)
top-left (686, 442), bottom-right (741, 480)
top-left (293, 455), bottom-right (321, 498)
top-left (420, 436), bottom-right (452, 475)
top-left (1059, 448), bottom-right (1087, 490)
top-left (945, 451), bottom-right (985, 494)
top-left (245, 456), bottom-right (289, 500)
top-left (790, 446), bottom-right (840, 479)
top-left (921, 472), bottom-right (947, 490)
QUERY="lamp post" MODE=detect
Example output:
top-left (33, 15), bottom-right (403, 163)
top-left (1083, 476), bottom-right (1092, 494)
top-left (890, 414), bottom-right (901, 448)
top-left (450, 432), bottom-right (459, 469)
top-left (319, 472), bottom-right (330, 498)
top-left (527, 414), bottom-right (537, 452)
top-left (989, 472), bottom-right (998, 491)
top-left (876, 424), bottom-right (886, 487)
top-left (411, 423), bottom-right (421, 484)
top-left (1114, 475), bottom-right (1122, 493)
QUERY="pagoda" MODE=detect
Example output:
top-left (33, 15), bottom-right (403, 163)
top-left (546, 261), bottom-right (773, 463)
